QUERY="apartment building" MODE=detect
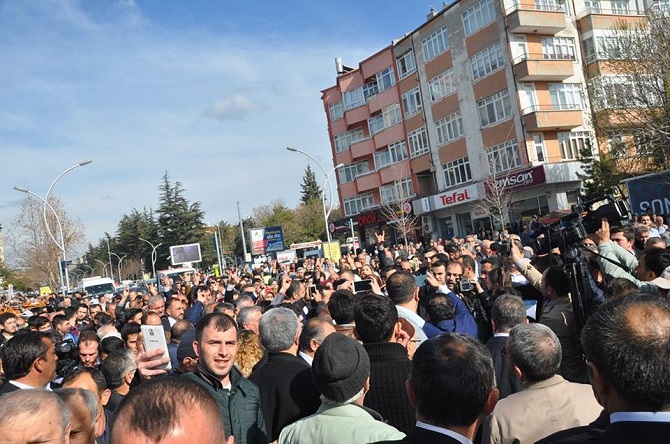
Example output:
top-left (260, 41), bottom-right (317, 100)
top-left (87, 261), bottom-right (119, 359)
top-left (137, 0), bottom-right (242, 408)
top-left (322, 0), bottom-right (665, 242)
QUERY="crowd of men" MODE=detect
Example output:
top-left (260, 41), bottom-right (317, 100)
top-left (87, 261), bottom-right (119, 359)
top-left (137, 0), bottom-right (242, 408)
top-left (0, 213), bottom-right (669, 444)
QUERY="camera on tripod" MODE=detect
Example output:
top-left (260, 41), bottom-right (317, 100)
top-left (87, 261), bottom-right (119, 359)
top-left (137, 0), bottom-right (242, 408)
top-left (531, 196), bottom-right (630, 256)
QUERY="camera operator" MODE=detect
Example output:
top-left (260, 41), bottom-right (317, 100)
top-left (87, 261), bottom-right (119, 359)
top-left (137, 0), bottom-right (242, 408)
top-left (510, 241), bottom-right (588, 384)
top-left (425, 260), bottom-right (479, 339)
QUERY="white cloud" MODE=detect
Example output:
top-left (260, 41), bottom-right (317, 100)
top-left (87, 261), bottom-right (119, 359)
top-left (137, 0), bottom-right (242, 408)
top-left (202, 94), bottom-right (264, 121)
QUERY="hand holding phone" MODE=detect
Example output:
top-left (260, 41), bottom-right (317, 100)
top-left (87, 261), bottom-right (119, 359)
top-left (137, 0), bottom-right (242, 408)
top-left (140, 325), bottom-right (171, 371)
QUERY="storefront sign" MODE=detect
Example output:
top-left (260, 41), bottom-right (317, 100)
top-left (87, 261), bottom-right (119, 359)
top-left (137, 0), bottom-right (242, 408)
top-left (433, 184), bottom-right (479, 210)
top-left (357, 211), bottom-right (379, 227)
top-left (492, 165), bottom-right (546, 192)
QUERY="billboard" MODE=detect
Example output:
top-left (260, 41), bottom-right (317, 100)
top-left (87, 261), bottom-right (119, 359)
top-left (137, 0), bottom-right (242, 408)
top-left (250, 226), bottom-right (285, 255)
top-left (624, 170), bottom-right (670, 215)
top-left (169, 243), bottom-right (202, 266)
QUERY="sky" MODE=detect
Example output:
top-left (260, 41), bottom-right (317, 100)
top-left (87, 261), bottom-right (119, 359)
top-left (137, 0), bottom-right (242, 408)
top-left (0, 0), bottom-right (434, 263)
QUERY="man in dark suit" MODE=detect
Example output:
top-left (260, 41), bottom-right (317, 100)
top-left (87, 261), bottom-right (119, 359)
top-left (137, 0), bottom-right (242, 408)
top-left (249, 307), bottom-right (320, 442)
top-left (0, 331), bottom-right (58, 395)
top-left (541, 294), bottom-right (670, 444)
top-left (372, 333), bottom-right (499, 444)
top-left (485, 293), bottom-right (526, 399)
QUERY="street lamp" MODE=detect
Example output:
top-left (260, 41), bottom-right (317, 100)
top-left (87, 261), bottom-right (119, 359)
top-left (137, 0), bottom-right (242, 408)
top-left (17, 160), bottom-right (92, 294)
top-left (110, 253), bottom-right (128, 284)
top-left (94, 259), bottom-right (110, 278)
top-left (13, 186), bottom-right (67, 294)
top-left (286, 147), bottom-right (343, 259)
top-left (139, 238), bottom-right (162, 283)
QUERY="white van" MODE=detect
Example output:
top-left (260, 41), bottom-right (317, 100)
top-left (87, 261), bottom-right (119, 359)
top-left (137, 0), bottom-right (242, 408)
top-left (82, 276), bottom-right (116, 297)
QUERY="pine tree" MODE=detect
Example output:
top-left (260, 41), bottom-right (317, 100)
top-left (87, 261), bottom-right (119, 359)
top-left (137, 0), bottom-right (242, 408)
top-left (300, 165), bottom-right (322, 204)
top-left (156, 172), bottom-right (207, 269)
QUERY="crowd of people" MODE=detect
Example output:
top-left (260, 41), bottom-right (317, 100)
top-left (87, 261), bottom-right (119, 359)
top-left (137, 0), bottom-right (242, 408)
top-left (0, 212), bottom-right (669, 444)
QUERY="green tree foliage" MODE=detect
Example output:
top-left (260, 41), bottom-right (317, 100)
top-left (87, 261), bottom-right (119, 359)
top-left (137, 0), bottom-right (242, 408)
top-left (300, 165), bottom-right (322, 204)
top-left (155, 173), bottom-right (207, 269)
top-left (577, 147), bottom-right (628, 200)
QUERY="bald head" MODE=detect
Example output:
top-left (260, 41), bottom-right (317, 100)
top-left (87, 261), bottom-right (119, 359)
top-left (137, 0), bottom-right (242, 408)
top-left (111, 377), bottom-right (227, 444)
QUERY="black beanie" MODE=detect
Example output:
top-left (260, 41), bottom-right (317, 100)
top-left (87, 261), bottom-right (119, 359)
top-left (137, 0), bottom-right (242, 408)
top-left (311, 333), bottom-right (370, 403)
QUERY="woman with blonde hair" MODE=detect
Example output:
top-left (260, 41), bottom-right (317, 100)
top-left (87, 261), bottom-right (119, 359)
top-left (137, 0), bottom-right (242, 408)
top-left (235, 329), bottom-right (265, 378)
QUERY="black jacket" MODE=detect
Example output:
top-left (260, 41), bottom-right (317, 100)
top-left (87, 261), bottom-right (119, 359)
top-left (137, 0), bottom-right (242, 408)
top-left (363, 342), bottom-right (415, 434)
top-left (249, 351), bottom-right (320, 441)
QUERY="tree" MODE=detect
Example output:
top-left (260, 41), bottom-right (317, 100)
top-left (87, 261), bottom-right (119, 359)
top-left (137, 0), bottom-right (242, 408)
top-left (577, 146), bottom-right (628, 200)
top-left (5, 196), bottom-right (86, 290)
top-left (586, 12), bottom-right (670, 176)
top-left (300, 165), bottom-right (321, 204)
top-left (156, 173), bottom-right (207, 269)
top-left (377, 177), bottom-right (419, 243)
top-left (473, 153), bottom-right (522, 230)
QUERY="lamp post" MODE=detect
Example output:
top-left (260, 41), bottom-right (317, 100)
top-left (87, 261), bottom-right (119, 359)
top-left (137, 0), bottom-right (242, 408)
top-left (13, 186), bottom-right (67, 294)
top-left (110, 253), bottom-right (127, 284)
top-left (41, 160), bottom-right (93, 292)
top-left (94, 259), bottom-right (110, 278)
top-left (139, 238), bottom-right (162, 283)
top-left (286, 146), bottom-right (343, 259)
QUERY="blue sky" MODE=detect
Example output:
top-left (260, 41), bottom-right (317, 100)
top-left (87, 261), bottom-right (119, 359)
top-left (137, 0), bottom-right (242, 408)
top-left (0, 0), bottom-right (433, 262)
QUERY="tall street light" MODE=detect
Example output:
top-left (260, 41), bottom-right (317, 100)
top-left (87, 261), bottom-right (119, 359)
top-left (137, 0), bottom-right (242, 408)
top-left (94, 259), bottom-right (110, 279)
top-left (34, 160), bottom-right (93, 293)
top-left (286, 147), bottom-right (343, 258)
top-left (110, 252), bottom-right (127, 284)
top-left (139, 238), bottom-right (162, 283)
top-left (13, 186), bottom-right (67, 294)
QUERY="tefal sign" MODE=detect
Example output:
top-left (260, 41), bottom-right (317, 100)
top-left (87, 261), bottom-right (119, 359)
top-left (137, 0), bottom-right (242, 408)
top-left (433, 184), bottom-right (479, 210)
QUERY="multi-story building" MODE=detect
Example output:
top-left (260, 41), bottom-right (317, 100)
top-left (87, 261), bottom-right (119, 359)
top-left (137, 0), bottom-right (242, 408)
top-left (322, 0), bottom-right (666, 243)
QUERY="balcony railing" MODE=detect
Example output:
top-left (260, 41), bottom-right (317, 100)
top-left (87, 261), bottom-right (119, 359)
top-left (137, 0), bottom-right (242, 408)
top-left (506, 0), bottom-right (563, 14)
top-left (512, 52), bottom-right (576, 65)
top-left (521, 103), bottom-right (583, 114)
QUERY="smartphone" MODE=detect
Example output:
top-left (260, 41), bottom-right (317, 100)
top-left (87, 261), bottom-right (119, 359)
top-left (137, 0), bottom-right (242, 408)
top-left (140, 325), bottom-right (172, 371)
top-left (353, 279), bottom-right (372, 293)
top-left (309, 284), bottom-right (317, 297)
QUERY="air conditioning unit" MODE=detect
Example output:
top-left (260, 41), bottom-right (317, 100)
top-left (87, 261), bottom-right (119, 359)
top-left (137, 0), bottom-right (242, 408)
top-left (421, 216), bottom-right (433, 233)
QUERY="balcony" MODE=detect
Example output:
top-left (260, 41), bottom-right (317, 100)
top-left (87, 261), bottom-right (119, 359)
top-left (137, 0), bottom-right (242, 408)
top-left (522, 104), bottom-right (584, 131)
top-left (513, 53), bottom-right (576, 81)
top-left (344, 105), bottom-right (370, 126)
top-left (577, 6), bottom-right (645, 32)
top-left (350, 137), bottom-right (375, 160)
top-left (355, 172), bottom-right (381, 193)
top-left (505, 1), bottom-right (566, 34)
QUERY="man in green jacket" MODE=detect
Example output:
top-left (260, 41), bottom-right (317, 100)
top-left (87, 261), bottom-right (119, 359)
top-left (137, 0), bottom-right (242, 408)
top-left (182, 313), bottom-right (267, 444)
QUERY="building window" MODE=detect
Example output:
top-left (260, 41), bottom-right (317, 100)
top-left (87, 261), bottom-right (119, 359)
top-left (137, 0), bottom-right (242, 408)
top-left (343, 87), bottom-right (365, 111)
top-left (334, 128), bottom-right (365, 153)
top-left (443, 156), bottom-right (472, 188)
top-left (328, 101), bottom-right (343, 121)
top-left (407, 127), bottom-right (430, 158)
top-left (368, 103), bottom-right (402, 135)
top-left (541, 37), bottom-right (576, 60)
top-left (558, 131), bottom-right (592, 160)
top-left (396, 50), bottom-right (416, 79)
top-left (428, 69), bottom-right (456, 102)
top-left (594, 75), bottom-right (660, 109)
top-left (422, 25), bottom-right (450, 62)
top-left (531, 133), bottom-right (547, 162)
top-left (435, 111), bottom-right (464, 145)
top-left (380, 177), bottom-right (414, 204)
top-left (487, 139), bottom-right (522, 173)
top-left (344, 193), bottom-right (376, 216)
top-left (338, 161), bottom-right (371, 184)
top-left (611, 0), bottom-right (630, 14)
top-left (470, 42), bottom-right (504, 81)
top-left (374, 141), bottom-right (408, 170)
top-left (462, 0), bottom-right (496, 37)
top-left (478, 90), bottom-right (512, 127)
top-left (402, 87), bottom-right (423, 117)
top-left (549, 83), bottom-right (584, 110)
top-left (363, 82), bottom-right (379, 101)
top-left (376, 66), bottom-right (396, 92)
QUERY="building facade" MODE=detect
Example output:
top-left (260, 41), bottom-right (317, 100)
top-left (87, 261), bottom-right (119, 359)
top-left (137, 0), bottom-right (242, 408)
top-left (321, 0), bottom-right (665, 242)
